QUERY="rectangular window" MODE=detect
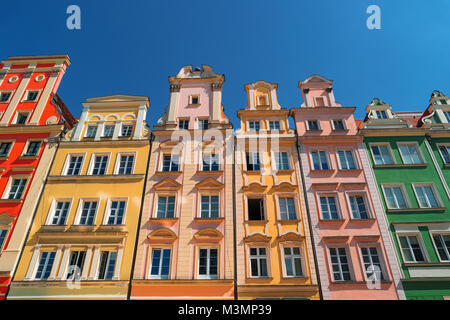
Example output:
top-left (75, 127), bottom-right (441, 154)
top-left (315, 96), bottom-right (325, 107)
top-left (269, 121), bottom-right (280, 131)
top-left (121, 124), bottom-right (133, 137)
top-left (66, 155), bottom-right (83, 175)
top-left (414, 184), bottom-right (440, 208)
top-left (439, 146), bottom-right (450, 164)
top-left (0, 92), bottom-right (11, 102)
top-left (279, 197), bottom-right (296, 220)
top-left (338, 150), bottom-right (356, 170)
top-left (91, 155), bottom-right (108, 175)
top-left (399, 144), bottom-right (423, 164)
top-left (200, 195), bottom-right (219, 218)
top-left (383, 186), bottom-right (408, 209)
top-left (246, 152), bottom-right (260, 171)
top-left (50, 201), bottom-right (70, 225)
top-left (329, 247), bottom-right (351, 281)
top-left (190, 95), bottom-right (199, 105)
top-left (332, 120), bottom-right (345, 130)
top-left (118, 154), bottom-right (134, 175)
top-left (249, 121), bottom-right (260, 132)
top-left (248, 198), bottom-right (264, 221)
top-left (156, 196), bottom-right (176, 218)
top-left (66, 251), bottom-right (86, 279)
top-left (307, 120), bottom-right (320, 131)
top-left (86, 125), bottom-right (97, 138)
top-left (0, 142), bottom-right (12, 157)
top-left (198, 248), bottom-right (218, 279)
top-left (444, 112), bottom-right (450, 122)
top-left (199, 120), bottom-right (208, 130)
top-left (311, 150), bottom-right (329, 170)
top-left (16, 112), bottom-right (29, 124)
top-left (283, 247), bottom-right (303, 277)
top-left (0, 229), bottom-right (8, 251)
top-left (25, 91), bottom-right (39, 101)
top-left (274, 152), bottom-right (290, 170)
top-left (376, 110), bottom-right (387, 119)
top-left (179, 120), bottom-right (189, 130)
top-left (202, 153), bottom-right (219, 171)
top-left (97, 251), bottom-right (117, 280)
top-left (103, 125), bottom-right (115, 137)
top-left (399, 235), bottom-right (426, 262)
top-left (370, 145), bottom-right (394, 165)
top-left (107, 200), bottom-right (126, 225)
top-left (34, 251), bottom-right (56, 280)
top-left (361, 247), bottom-right (384, 281)
top-left (432, 234), bottom-right (450, 261)
top-left (162, 154), bottom-right (179, 172)
top-left (78, 201), bottom-right (97, 225)
top-left (7, 178), bottom-right (27, 199)
top-left (150, 248), bottom-right (171, 279)
top-left (320, 196), bottom-right (339, 220)
top-left (349, 195), bottom-right (369, 219)
top-left (24, 141), bottom-right (41, 156)
top-left (250, 248), bottom-right (268, 277)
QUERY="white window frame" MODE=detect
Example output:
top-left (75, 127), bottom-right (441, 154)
top-left (178, 119), bottom-right (189, 130)
top-left (309, 148), bottom-right (332, 170)
top-left (437, 144), bottom-right (450, 164)
top-left (326, 245), bottom-right (354, 282)
top-left (381, 184), bottom-right (410, 209)
top-left (272, 150), bottom-right (291, 171)
top-left (396, 232), bottom-right (428, 263)
top-left (45, 198), bottom-right (73, 226)
top-left (430, 232), bottom-right (450, 262)
top-left (345, 192), bottom-right (372, 220)
top-left (412, 183), bottom-right (443, 209)
top-left (120, 123), bottom-right (134, 137)
top-left (247, 120), bottom-right (262, 132)
top-left (13, 110), bottom-right (32, 125)
top-left (196, 246), bottom-right (219, 280)
top-left (245, 151), bottom-right (262, 171)
top-left (331, 119), bottom-right (346, 130)
top-left (87, 153), bottom-right (111, 175)
top-left (148, 246), bottom-right (172, 279)
top-left (316, 192), bottom-right (341, 220)
top-left (314, 96), bottom-right (326, 107)
top-left (189, 95), bottom-right (200, 105)
top-left (266, 117), bottom-right (283, 131)
top-left (154, 193), bottom-right (177, 219)
top-left (21, 89), bottom-right (42, 102)
top-left (95, 250), bottom-right (118, 280)
top-left (0, 228), bottom-right (9, 252)
top-left (85, 124), bottom-right (99, 138)
top-left (114, 152), bottom-right (136, 175)
top-left (102, 124), bottom-right (115, 137)
top-left (32, 250), bottom-right (57, 280)
top-left (2, 175), bottom-right (30, 200)
top-left (247, 245), bottom-right (271, 278)
top-left (62, 153), bottom-right (86, 176)
top-left (198, 193), bottom-right (220, 218)
top-left (275, 194), bottom-right (299, 221)
top-left (197, 118), bottom-right (209, 130)
top-left (0, 140), bottom-right (15, 158)
top-left (336, 148), bottom-right (358, 170)
top-left (280, 244), bottom-right (305, 278)
top-left (0, 90), bottom-right (14, 103)
top-left (160, 152), bottom-right (180, 172)
top-left (74, 198), bottom-right (100, 225)
top-left (21, 139), bottom-right (43, 157)
top-left (369, 143), bottom-right (395, 165)
top-left (357, 243), bottom-right (388, 282)
top-left (305, 119), bottom-right (321, 131)
top-left (103, 198), bottom-right (128, 225)
top-left (397, 142), bottom-right (425, 165)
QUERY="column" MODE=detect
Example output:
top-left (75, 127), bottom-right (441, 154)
top-left (24, 246), bottom-right (41, 280)
top-left (72, 106), bottom-right (90, 141)
top-left (88, 246), bottom-right (101, 280)
top-left (326, 88), bottom-right (336, 106)
top-left (94, 121), bottom-right (104, 141)
top-left (210, 82), bottom-right (222, 124)
top-left (435, 108), bottom-right (448, 123)
top-left (270, 87), bottom-right (277, 109)
top-left (112, 121), bottom-right (121, 140)
top-left (48, 246), bottom-right (63, 280)
top-left (303, 89), bottom-right (310, 107)
top-left (29, 69), bottom-right (61, 124)
top-left (248, 87), bottom-right (255, 110)
top-left (166, 83), bottom-right (180, 125)
top-left (133, 104), bottom-right (147, 139)
top-left (112, 246), bottom-right (124, 280)
top-left (81, 246), bottom-right (93, 280)
top-left (56, 246), bottom-right (71, 280)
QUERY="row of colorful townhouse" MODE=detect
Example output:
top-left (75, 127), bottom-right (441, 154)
top-left (0, 55), bottom-right (449, 300)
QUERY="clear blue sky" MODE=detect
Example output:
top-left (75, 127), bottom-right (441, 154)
top-left (2, 0), bottom-right (449, 127)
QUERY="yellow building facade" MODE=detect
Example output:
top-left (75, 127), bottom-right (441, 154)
top-left (235, 81), bottom-right (320, 299)
top-left (8, 95), bottom-right (150, 299)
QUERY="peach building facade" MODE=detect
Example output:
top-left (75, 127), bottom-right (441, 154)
top-left (290, 75), bottom-right (404, 300)
top-left (130, 66), bottom-right (235, 299)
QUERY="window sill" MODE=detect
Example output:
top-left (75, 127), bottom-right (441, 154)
top-left (245, 170), bottom-right (261, 174)
top-left (318, 218), bottom-right (345, 223)
top-left (194, 217), bottom-right (224, 223)
top-left (331, 129), bottom-right (349, 133)
top-left (196, 170), bottom-right (223, 175)
top-left (403, 262), bottom-right (450, 267)
top-left (18, 155), bottom-right (39, 160)
top-left (277, 219), bottom-right (301, 223)
top-left (443, 163), bottom-right (450, 168)
top-left (155, 171), bottom-right (182, 176)
top-left (0, 198), bottom-right (23, 203)
top-left (348, 218), bottom-right (376, 223)
top-left (310, 169), bottom-right (335, 174)
top-left (245, 220), bottom-right (268, 224)
top-left (275, 169), bottom-right (293, 175)
top-left (387, 207), bottom-right (446, 213)
top-left (246, 277), bottom-right (273, 281)
top-left (149, 217), bottom-right (178, 222)
top-left (40, 225), bottom-right (67, 232)
top-left (187, 103), bottom-right (201, 107)
top-left (11, 166), bottom-right (35, 172)
top-left (68, 225), bottom-right (96, 232)
top-left (97, 225), bottom-right (127, 232)
top-left (306, 129), bottom-right (323, 133)
top-left (374, 163), bottom-right (428, 168)
top-left (337, 169), bottom-right (362, 174)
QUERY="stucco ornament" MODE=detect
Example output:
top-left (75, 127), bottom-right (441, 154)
top-left (370, 97), bottom-right (386, 106)
top-left (46, 116), bottom-right (58, 125)
top-left (431, 90), bottom-right (444, 98)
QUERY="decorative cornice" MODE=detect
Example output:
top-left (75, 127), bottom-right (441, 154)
top-left (169, 84), bottom-right (181, 92)
top-left (211, 82), bottom-right (222, 91)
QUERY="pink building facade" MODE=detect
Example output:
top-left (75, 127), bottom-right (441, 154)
top-left (290, 75), bottom-right (404, 300)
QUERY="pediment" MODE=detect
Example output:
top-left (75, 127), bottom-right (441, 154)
top-left (195, 177), bottom-right (224, 191)
top-left (272, 181), bottom-right (298, 192)
top-left (153, 178), bottom-right (182, 191)
top-left (242, 182), bottom-right (267, 193)
top-left (86, 95), bottom-right (149, 103)
top-left (160, 139), bottom-right (184, 151)
top-left (244, 233), bottom-right (271, 243)
top-left (147, 227), bottom-right (177, 242)
top-left (0, 212), bottom-right (15, 226)
top-left (302, 74), bottom-right (332, 84)
top-left (278, 232), bottom-right (303, 242)
top-left (193, 228), bottom-right (223, 241)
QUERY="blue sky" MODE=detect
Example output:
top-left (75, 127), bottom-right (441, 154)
top-left (1, 0), bottom-right (449, 127)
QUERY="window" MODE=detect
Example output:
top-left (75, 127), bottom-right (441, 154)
top-left (361, 247), bottom-right (384, 281)
top-left (283, 247), bottom-right (303, 277)
top-left (311, 150), bottom-right (329, 170)
top-left (0, 92), bottom-right (11, 102)
top-left (156, 196), bottom-right (176, 218)
top-left (315, 96), bottom-right (325, 107)
top-left (248, 198), bottom-right (264, 221)
top-left (78, 201), bottom-right (97, 225)
top-left (376, 110), bottom-right (387, 119)
top-left (199, 119), bottom-right (208, 130)
top-left (103, 125), bottom-right (115, 137)
top-left (249, 121), bottom-right (260, 132)
top-left (383, 186), bottom-right (408, 209)
top-left (269, 121), bottom-right (280, 131)
top-left (0, 229), bottom-right (8, 251)
top-left (279, 197), bottom-right (296, 220)
top-left (86, 125), bottom-right (98, 138)
top-left (399, 144), bottom-right (423, 164)
top-left (65, 155), bottom-right (83, 176)
top-left (200, 195), bottom-right (219, 218)
top-left (66, 251), bottom-right (86, 280)
top-left (332, 120), bottom-right (345, 130)
top-left (320, 196), bottom-right (339, 220)
top-left (150, 248), bottom-right (171, 279)
top-left (338, 150), bottom-right (356, 170)
top-left (190, 95), bottom-right (199, 105)
top-left (250, 248), bottom-right (268, 277)
top-left (274, 152), bottom-right (290, 170)
top-left (107, 200), bottom-right (126, 225)
top-left (34, 251), bottom-right (56, 280)
top-left (16, 112), bottom-right (29, 124)
top-left (202, 153), bottom-right (219, 171)
top-left (246, 152), bottom-right (260, 171)
top-left (413, 184), bottom-right (440, 208)
top-left (97, 251), bottom-right (117, 280)
top-left (91, 155), bottom-right (108, 175)
top-left (349, 195), bottom-right (370, 219)
top-left (25, 91), bottom-right (39, 101)
top-left (257, 95), bottom-right (267, 106)
top-left (24, 141), bottom-right (41, 156)
top-left (439, 146), bottom-right (450, 164)
top-left (370, 145), bottom-right (394, 165)
top-left (49, 201), bottom-right (70, 225)
top-left (117, 154), bottom-right (135, 175)
top-left (432, 234), bottom-right (450, 261)
top-left (162, 154), bottom-right (179, 172)
top-left (198, 248), bottom-right (218, 279)
top-left (398, 235), bottom-right (426, 262)
top-left (307, 120), bottom-right (320, 131)
top-left (444, 111), bottom-right (450, 122)
top-left (329, 247), bottom-right (351, 281)
top-left (0, 142), bottom-right (12, 157)
top-left (121, 124), bottom-right (133, 137)
top-left (7, 178), bottom-right (27, 199)
top-left (179, 120), bottom-right (189, 130)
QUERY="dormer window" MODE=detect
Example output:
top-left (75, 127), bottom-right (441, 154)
top-left (443, 112), bottom-right (450, 123)
top-left (190, 95), bottom-right (200, 105)
top-left (440, 99), bottom-right (448, 105)
top-left (86, 125), bottom-right (98, 138)
top-left (314, 96), bottom-right (326, 107)
top-left (269, 121), bottom-right (280, 131)
top-left (103, 125), bottom-right (115, 137)
top-left (332, 120), bottom-right (345, 130)
top-left (376, 110), bottom-right (387, 119)
top-left (307, 120), bottom-right (320, 131)
top-left (121, 124), bottom-right (133, 137)
top-left (257, 95), bottom-right (267, 106)
top-left (249, 121), bottom-right (260, 132)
